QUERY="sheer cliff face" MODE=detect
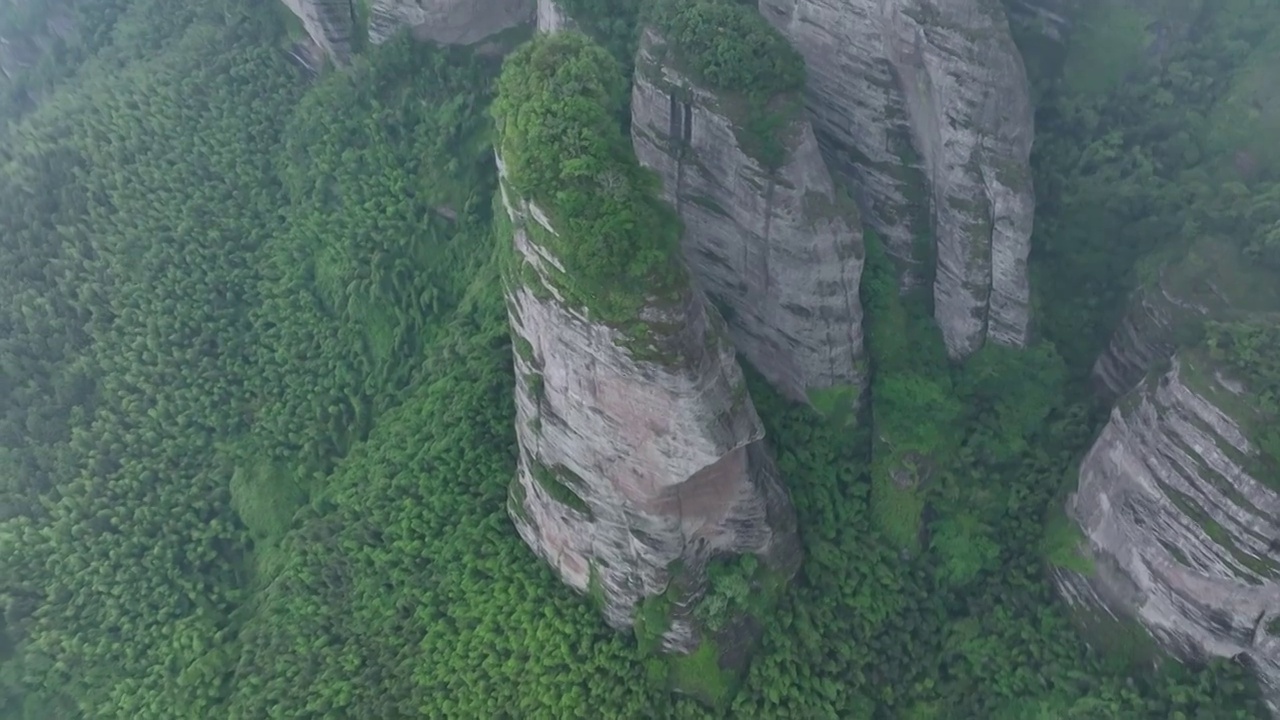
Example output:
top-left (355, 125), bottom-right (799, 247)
top-left (497, 159), bottom-right (802, 651)
top-left (1058, 356), bottom-right (1280, 710)
top-left (369, 0), bottom-right (533, 46)
top-left (280, 0), bottom-right (534, 64)
top-left (536, 0), bottom-right (573, 34)
top-left (279, 0), bottom-right (354, 64)
top-left (1092, 275), bottom-right (1202, 399)
top-left (759, 0), bottom-right (1035, 359)
top-left (630, 29), bottom-right (866, 406)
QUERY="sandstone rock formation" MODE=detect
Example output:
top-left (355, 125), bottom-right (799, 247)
top-left (279, 0), bottom-right (534, 64)
top-left (1092, 278), bottom-right (1201, 400)
top-left (759, 0), bottom-right (1035, 359)
top-left (369, 0), bottom-right (533, 46)
top-left (493, 32), bottom-right (801, 671)
top-left (499, 153), bottom-right (801, 651)
top-left (1057, 354), bottom-right (1280, 712)
top-left (630, 27), bottom-right (866, 406)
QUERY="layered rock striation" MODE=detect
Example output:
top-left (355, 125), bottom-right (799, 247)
top-left (1058, 354), bottom-right (1280, 711)
top-left (759, 0), bottom-right (1035, 358)
top-left (1002, 0), bottom-right (1076, 43)
top-left (495, 32), bottom-right (801, 664)
top-left (1092, 273), bottom-right (1204, 399)
top-left (630, 22), bottom-right (866, 406)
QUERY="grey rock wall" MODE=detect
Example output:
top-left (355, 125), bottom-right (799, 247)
top-left (279, 0), bottom-right (354, 64)
top-left (280, 0), bottom-right (534, 64)
top-left (497, 154), bottom-right (802, 652)
top-left (370, 0), bottom-right (534, 46)
top-left (630, 28), bottom-right (866, 405)
top-left (536, 0), bottom-right (574, 34)
top-left (759, 0), bottom-right (1035, 359)
top-left (1092, 276), bottom-right (1203, 399)
top-left (1060, 355), bottom-right (1280, 712)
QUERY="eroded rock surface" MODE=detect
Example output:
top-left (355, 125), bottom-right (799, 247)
top-left (1060, 355), bottom-right (1280, 711)
top-left (370, 0), bottom-right (533, 46)
top-left (279, 0), bottom-right (354, 64)
top-left (1092, 279), bottom-right (1201, 399)
top-left (630, 28), bottom-right (866, 405)
top-left (280, 0), bottom-right (534, 64)
top-left (759, 0), bottom-right (1035, 358)
top-left (497, 155), bottom-right (802, 652)
top-left (536, 0), bottom-right (574, 34)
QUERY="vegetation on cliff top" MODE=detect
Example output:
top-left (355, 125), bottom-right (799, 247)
top-left (492, 31), bottom-right (686, 324)
top-left (647, 0), bottom-right (805, 167)
top-left (648, 0), bottom-right (803, 99)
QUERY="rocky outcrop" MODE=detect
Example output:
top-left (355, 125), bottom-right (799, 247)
top-left (536, 0), bottom-right (573, 34)
top-left (370, 0), bottom-right (534, 46)
top-left (630, 28), bottom-right (866, 405)
top-left (1092, 275), bottom-right (1204, 399)
top-left (1, 0), bottom-right (77, 82)
top-left (759, 0), bottom-right (1035, 359)
top-left (1058, 354), bottom-right (1280, 711)
top-left (499, 155), bottom-right (802, 652)
top-left (280, 0), bottom-right (534, 64)
top-left (279, 0), bottom-right (354, 64)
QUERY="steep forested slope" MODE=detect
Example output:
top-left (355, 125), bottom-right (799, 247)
top-left (0, 0), bottom-right (1272, 718)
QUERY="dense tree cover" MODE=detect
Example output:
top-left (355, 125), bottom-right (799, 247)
top-left (0, 1), bottom-right (1272, 719)
top-left (491, 32), bottom-right (686, 327)
top-left (648, 0), bottom-right (803, 98)
top-left (1031, 0), bottom-right (1280, 376)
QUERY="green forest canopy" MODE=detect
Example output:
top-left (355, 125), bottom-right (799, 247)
top-left (0, 0), bottom-right (1275, 718)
